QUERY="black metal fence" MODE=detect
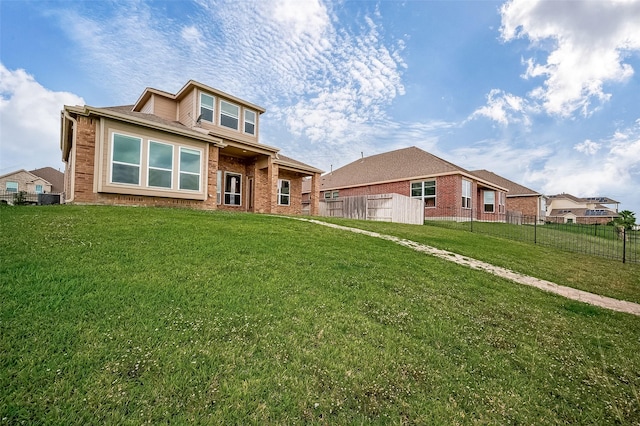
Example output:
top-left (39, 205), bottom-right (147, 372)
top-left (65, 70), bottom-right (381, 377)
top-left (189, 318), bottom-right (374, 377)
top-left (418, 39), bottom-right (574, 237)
top-left (422, 207), bottom-right (639, 264)
top-left (0, 191), bottom-right (61, 206)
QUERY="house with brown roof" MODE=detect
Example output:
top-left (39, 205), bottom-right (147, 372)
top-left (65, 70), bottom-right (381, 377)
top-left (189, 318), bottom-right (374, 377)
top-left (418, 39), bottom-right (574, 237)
top-left (471, 169), bottom-right (545, 222)
top-left (319, 147), bottom-right (508, 221)
top-left (60, 80), bottom-right (323, 214)
top-left (30, 167), bottom-right (64, 194)
top-left (545, 193), bottom-right (619, 224)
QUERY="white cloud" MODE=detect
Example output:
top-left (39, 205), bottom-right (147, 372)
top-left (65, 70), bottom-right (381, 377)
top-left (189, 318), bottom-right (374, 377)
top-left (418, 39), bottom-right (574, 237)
top-left (525, 122), bottom-right (640, 212)
top-left (469, 89), bottom-right (533, 126)
top-left (500, 0), bottom-right (640, 117)
top-left (181, 26), bottom-right (206, 49)
top-left (574, 139), bottom-right (601, 155)
top-left (0, 64), bottom-right (84, 173)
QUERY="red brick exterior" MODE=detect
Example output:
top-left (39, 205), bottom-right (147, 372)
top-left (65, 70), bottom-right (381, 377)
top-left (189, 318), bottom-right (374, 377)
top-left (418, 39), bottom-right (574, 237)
top-left (507, 195), bottom-right (539, 218)
top-left (66, 117), bottom-right (310, 214)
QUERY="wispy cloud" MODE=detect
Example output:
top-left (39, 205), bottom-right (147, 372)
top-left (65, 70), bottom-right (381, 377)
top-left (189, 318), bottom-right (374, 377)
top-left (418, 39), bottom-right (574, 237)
top-left (0, 64), bottom-right (84, 172)
top-left (500, 0), bottom-right (640, 117)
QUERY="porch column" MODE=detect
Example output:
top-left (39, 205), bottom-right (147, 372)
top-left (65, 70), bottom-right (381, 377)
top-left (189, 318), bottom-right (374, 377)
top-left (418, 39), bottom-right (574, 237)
top-left (310, 172), bottom-right (320, 216)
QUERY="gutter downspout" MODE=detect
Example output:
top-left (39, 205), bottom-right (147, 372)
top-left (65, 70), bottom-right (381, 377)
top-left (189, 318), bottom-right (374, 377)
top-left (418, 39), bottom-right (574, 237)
top-left (63, 110), bottom-right (78, 203)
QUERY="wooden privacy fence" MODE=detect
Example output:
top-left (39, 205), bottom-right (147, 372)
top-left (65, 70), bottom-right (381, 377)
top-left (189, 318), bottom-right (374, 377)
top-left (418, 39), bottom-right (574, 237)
top-left (319, 194), bottom-right (424, 225)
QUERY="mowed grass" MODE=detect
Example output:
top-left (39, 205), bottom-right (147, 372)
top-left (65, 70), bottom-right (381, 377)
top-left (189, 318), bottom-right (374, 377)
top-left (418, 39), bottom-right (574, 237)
top-left (317, 217), bottom-right (640, 304)
top-left (1, 205), bottom-right (639, 425)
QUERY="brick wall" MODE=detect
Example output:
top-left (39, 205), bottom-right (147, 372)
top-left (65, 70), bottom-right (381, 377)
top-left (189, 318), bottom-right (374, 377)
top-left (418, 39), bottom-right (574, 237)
top-left (72, 116), bottom-right (98, 203)
top-left (507, 196), bottom-right (539, 217)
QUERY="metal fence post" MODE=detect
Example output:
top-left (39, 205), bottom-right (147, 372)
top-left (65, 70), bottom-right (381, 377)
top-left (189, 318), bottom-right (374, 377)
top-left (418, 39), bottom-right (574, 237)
top-left (534, 216), bottom-right (537, 244)
top-left (623, 228), bottom-right (626, 264)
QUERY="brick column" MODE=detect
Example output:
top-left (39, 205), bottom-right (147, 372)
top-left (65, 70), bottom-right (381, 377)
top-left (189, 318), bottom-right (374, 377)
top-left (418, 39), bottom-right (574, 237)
top-left (310, 172), bottom-right (320, 216)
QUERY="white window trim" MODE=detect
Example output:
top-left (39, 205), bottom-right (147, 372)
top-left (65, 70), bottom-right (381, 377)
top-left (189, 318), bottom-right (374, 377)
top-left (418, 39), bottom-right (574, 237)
top-left (220, 100), bottom-right (240, 131)
top-left (199, 92), bottom-right (215, 123)
top-left (147, 140), bottom-right (174, 189)
top-left (462, 179), bottom-right (472, 209)
top-left (484, 190), bottom-right (495, 213)
top-left (243, 109), bottom-right (256, 135)
top-left (178, 147), bottom-right (202, 192)
top-left (224, 171), bottom-right (242, 206)
top-left (6, 182), bottom-right (18, 192)
top-left (411, 180), bottom-right (436, 207)
top-left (278, 179), bottom-right (290, 206)
top-left (110, 132), bottom-right (142, 186)
top-left (216, 170), bottom-right (222, 204)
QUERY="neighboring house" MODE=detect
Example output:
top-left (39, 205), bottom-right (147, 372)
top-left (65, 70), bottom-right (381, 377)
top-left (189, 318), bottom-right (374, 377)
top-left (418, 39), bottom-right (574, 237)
top-left (320, 146), bottom-right (508, 221)
top-left (60, 80), bottom-right (323, 214)
top-left (30, 167), bottom-right (64, 194)
top-left (471, 169), bottom-right (546, 221)
top-left (0, 169), bottom-right (52, 194)
top-left (546, 193), bottom-right (619, 224)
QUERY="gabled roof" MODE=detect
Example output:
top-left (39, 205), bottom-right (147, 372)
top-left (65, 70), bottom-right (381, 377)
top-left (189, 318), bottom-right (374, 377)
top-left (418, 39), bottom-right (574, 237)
top-left (0, 169), bottom-right (51, 185)
top-left (547, 193), bottom-right (620, 204)
top-left (471, 169), bottom-right (540, 197)
top-left (132, 80), bottom-right (266, 114)
top-left (276, 154), bottom-right (323, 175)
top-left (321, 146), bottom-right (506, 191)
top-left (30, 167), bottom-right (64, 193)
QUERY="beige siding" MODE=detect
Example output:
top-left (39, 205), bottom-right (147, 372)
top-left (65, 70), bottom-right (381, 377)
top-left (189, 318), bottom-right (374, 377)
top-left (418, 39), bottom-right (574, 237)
top-left (178, 89), bottom-right (195, 127)
top-left (0, 171), bottom-right (52, 193)
top-left (140, 98), bottom-right (153, 114)
top-left (153, 95), bottom-right (177, 121)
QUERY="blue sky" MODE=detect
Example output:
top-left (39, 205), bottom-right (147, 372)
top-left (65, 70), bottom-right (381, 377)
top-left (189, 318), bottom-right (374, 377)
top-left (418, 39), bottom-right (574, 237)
top-left (1, 0), bottom-right (639, 213)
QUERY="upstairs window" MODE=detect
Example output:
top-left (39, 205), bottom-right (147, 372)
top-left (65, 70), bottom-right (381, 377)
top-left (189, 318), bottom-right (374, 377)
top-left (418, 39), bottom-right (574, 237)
top-left (220, 100), bottom-right (239, 130)
top-left (224, 172), bottom-right (242, 205)
top-left (278, 179), bottom-right (290, 205)
top-left (148, 141), bottom-right (173, 188)
top-left (411, 180), bottom-right (436, 207)
top-left (199, 93), bottom-right (214, 123)
top-left (179, 147), bottom-right (201, 191)
top-left (244, 110), bottom-right (256, 135)
top-left (6, 182), bottom-right (18, 193)
top-left (484, 190), bottom-right (495, 213)
top-left (462, 179), bottom-right (471, 209)
top-left (111, 133), bottom-right (142, 185)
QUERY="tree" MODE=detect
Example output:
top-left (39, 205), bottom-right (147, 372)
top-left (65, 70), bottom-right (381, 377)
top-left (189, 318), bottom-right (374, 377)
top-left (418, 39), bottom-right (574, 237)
top-left (613, 210), bottom-right (636, 230)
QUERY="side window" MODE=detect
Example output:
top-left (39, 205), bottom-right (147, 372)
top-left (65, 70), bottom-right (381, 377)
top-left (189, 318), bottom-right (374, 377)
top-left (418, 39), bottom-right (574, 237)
top-left (6, 182), bottom-right (18, 192)
top-left (111, 133), bottom-right (142, 185)
top-left (278, 179), bottom-right (290, 205)
top-left (179, 147), bottom-right (201, 191)
top-left (220, 100), bottom-right (239, 130)
top-left (199, 93), bottom-right (214, 123)
top-left (148, 141), bottom-right (173, 188)
top-left (244, 110), bottom-right (256, 135)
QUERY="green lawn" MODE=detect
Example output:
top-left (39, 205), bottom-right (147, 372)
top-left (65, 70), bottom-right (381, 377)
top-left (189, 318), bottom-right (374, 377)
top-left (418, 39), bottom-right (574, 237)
top-left (1, 205), bottom-right (639, 424)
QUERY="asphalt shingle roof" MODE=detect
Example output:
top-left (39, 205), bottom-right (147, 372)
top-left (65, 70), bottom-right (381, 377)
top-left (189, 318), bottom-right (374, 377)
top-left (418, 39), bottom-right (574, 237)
top-left (470, 169), bottom-right (539, 197)
top-left (321, 146), bottom-right (471, 190)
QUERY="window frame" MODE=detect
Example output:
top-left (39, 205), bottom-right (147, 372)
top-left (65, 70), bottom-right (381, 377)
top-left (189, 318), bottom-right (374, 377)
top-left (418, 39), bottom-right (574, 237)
top-left (244, 109), bottom-right (256, 135)
top-left (332, 191), bottom-right (339, 199)
top-left (462, 179), bottom-right (472, 209)
top-left (110, 133), bottom-right (142, 186)
top-left (178, 147), bottom-right (202, 191)
top-left (224, 172), bottom-right (242, 206)
top-left (199, 93), bottom-right (215, 123)
top-left (220, 100), bottom-right (240, 131)
top-left (484, 190), bottom-right (495, 213)
top-left (147, 140), bottom-right (174, 189)
top-left (216, 170), bottom-right (222, 205)
top-left (35, 184), bottom-right (43, 194)
top-left (6, 182), bottom-right (18, 193)
top-left (324, 191), bottom-right (332, 200)
top-left (278, 179), bottom-right (290, 206)
top-left (498, 192), bottom-right (505, 213)
top-left (411, 180), bottom-right (436, 208)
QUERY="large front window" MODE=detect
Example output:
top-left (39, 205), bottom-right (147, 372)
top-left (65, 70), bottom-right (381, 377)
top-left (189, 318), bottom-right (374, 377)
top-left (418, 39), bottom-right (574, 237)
top-left (148, 141), bottom-right (173, 188)
top-left (179, 148), bottom-right (201, 191)
top-left (224, 172), bottom-right (242, 205)
top-left (6, 182), bottom-right (18, 193)
top-left (278, 179), bottom-right (290, 206)
top-left (220, 100), bottom-right (239, 130)
top-left (111, 133), bottom-right (142, 185)
top-left (244, 110), bottom-right (256, 135)
top-left (484, 191), bottom-right (495, 213)
top-left (411, 180), bottom-right (436, 207)
top-left (200, 93), bottom-right (214, 123)
top-left (462, 179), bottom-right (471, 209)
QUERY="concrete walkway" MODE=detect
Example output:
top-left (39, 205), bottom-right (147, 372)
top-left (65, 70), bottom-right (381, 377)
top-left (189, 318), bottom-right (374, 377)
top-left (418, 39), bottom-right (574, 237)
top-left (293, 218), bottom-right (640, 317)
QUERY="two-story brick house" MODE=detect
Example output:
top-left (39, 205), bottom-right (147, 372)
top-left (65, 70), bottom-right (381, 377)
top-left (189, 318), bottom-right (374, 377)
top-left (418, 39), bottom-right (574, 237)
top-left (61, 80), bottom-right (322, 214)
